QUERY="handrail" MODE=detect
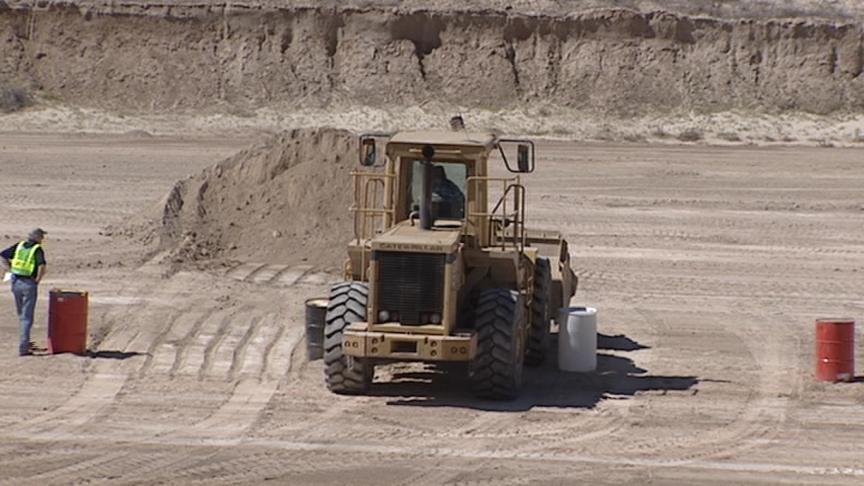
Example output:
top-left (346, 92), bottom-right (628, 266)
top-left (490, 183), bottom-right (526, 252)
top-left (350, 171), bottom-right (395, 280)
top-left (350, 171), bottom-right (395, 241)
top-left (465, 175), bottom-right (526, 253)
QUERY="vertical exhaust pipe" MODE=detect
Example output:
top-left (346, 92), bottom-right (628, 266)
top-left (420, 145), bottom-right (435, 230)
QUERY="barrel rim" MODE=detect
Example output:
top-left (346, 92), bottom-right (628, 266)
top-left (49, 288), bottom-right (89, 297)
top-left (305, 297), bottom-right (329, 308)
top-left (816, 318), bottom-right (855, 325)
top-left (559, 306), bottom-right (597, 315)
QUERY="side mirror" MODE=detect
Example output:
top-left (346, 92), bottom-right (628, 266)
top-left (498, 139), bottom-right (535, 173)
top-left (360, 138), bottom-right (376, 166)
top-left (517, 144), bottom-right (530, 172)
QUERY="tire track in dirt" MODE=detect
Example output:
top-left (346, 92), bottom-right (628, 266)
top-left (273, 264), bottom-right (314, 286)
top-left (142, 308), bottom-right (212, 377)
top-left (394, 459), bottom-right (466, 486)
top-left (225, 263), bottom-right (267, 282)
top-left (7, 307), bottom-right (305, 449)
top-left (168, 306), bottom-right (240, 377)
top-left (147, 448), bottom-right (378, 485)
top-left (170, 313), bottom-right (304, 439)
top-left (497, 310), bottom-right (657, 458)
top-left (207, 312), bottom-right (265, 379)
top-left (0, 275), bottom-right (153, 473)
top-left (198, 307), bottom-right (252, 380)
top-left (4, 304), bottom-right (179, 440)
top-left (131, 435), bottom-right (864, 478)
top-left (226, 263), bottom-right (311, 286)
top-left (0, 446), bottom-right (224, 486)
top-left (14, 450), bottom-right (134, 485)
top-left (531, 213), bottom-right (864, 249)
top-left (605, 308), bottom-right (794, 465)
top-left (244, 312), bottom-right (301, 383)
top-left (0, 449), bottom-right (99, 486)
top-left (171, 306), bottom-right (244, 379)
top-left (247, 264), bottom-right (291, 284)
top-left (668, 308), bottom-right (803, 464)
top-left (101, 449), bottom-right (224, 485)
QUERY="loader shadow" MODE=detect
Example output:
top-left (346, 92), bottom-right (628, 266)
top-left (374, 333), bottom-right (697, 411)
top-left (86, 350), bottom-right (147, 360)
top-left (597, 332), bottom-right (651, 351)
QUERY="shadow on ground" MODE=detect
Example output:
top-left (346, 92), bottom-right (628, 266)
top-left (373, 333), bottom-right (698, 411)
top-left (597, 332), bottom-right (651, 351)
top-left (86, 350), bottom-right (147, 360)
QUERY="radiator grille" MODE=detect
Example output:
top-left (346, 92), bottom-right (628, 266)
top-left (377, 252), bottom-right (445, 325)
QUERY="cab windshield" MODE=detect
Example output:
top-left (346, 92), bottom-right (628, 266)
top-left (408, 160), bottom-right (467, 221)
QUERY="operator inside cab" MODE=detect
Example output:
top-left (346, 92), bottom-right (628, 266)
top-left (430, 165), bottom-right (465, 219)
top-left (410, 162), bottom-right (466, 222)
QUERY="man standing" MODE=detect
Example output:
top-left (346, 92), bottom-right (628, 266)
top-left (1, 229), bottom-right (47, 356)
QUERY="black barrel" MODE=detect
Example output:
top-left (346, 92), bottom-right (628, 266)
top-left (305, 298), bottom-right (329, 360)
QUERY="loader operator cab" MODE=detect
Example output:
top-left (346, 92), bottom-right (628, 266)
top-left (409, 161), bottom-right (466, 222)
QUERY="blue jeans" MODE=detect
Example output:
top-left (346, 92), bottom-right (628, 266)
top-left (12, 277), bottom-right (38, 355)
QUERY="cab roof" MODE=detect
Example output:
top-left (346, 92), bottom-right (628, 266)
top-left (388, 130), bottom-right (498, 149)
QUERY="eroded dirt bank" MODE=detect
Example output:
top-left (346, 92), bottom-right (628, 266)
top-left (2, 2), bottom-right (863, 115)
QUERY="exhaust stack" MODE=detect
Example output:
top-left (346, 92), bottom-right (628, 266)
top-left (419, 144), bottom-right (435, 230)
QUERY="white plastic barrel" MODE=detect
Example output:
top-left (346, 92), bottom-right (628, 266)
top-left (557, 306), bottom-right (597, 372)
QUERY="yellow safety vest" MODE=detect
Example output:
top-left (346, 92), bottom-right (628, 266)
top-left (10, 242), bottom-right (41, 277)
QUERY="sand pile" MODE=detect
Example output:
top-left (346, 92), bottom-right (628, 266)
top-left (153, 128), bottom-right (357, 268)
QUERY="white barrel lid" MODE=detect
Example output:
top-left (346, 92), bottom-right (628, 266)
top-left (560, 306), bottom-right (597, 316)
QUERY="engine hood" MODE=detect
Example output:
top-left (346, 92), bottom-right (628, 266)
top-left (371, 221), bottom-right (461, 254)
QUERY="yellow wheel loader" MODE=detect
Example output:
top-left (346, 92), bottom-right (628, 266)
top-left (324, 128), bottom-right (577, 400)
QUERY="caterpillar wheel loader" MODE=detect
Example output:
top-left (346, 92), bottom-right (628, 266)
top-left (324, 127), bottom-right (577, 400)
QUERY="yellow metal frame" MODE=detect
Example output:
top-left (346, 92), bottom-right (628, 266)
top-left (343, 323), bottom-right (476, 361)
top-left (349, 170), bottom-right (395, 281)
top-left (465, 175), bottom-right (527, 252)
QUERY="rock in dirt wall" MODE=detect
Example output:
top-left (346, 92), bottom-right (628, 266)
top-left (1, 2), bottom-right (863, 115)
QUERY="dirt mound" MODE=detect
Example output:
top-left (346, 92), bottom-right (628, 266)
top-left (155, 128), bottom-right (356, 268)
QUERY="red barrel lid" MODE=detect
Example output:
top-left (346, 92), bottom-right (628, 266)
top-left (816, 318), bottom-right (855, 324)
top-left (50, 289), bottom-right (89, 298)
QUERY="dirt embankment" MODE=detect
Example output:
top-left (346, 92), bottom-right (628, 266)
top-left (150, 128), bottom-right (355, 267)
top-left (2, 2), bottom-right (863, 116)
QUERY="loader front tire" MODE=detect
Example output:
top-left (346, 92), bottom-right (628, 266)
top-left (525, 257), bottom-right (552, 366)
top-left (469, 289), bottom-right (525, 400)
top-left (324, 281), bottom-right (373, 394)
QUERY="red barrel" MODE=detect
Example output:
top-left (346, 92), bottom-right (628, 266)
top-left (815, 318), bottom-right (855, 382)
top-left (48, 290), bottom-right (89, 355)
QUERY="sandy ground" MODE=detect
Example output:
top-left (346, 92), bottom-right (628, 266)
top-left (0, 132), bottom-right (862, 485)
top-left (2, 106), bottom-right (864, 148)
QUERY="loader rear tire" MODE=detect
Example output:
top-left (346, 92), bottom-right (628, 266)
top-left (525, 257), bottom-right (552, 366)
top-left (324, 281), bottom-right (373, 394)
top-left (469, 289), bottom-right (525, 400)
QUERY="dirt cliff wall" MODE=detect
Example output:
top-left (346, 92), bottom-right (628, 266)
top-left (2, 2), bottom-right (863, 115)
